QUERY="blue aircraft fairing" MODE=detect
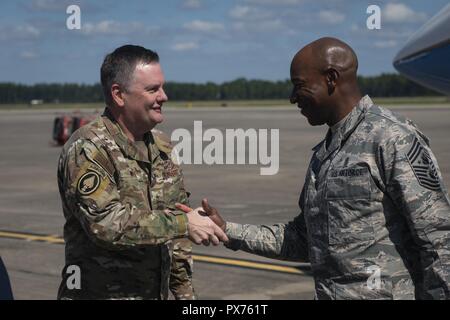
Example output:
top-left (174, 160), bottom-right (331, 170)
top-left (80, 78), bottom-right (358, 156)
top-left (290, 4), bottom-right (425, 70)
top-left (393, 4), bottom-right (450, 95)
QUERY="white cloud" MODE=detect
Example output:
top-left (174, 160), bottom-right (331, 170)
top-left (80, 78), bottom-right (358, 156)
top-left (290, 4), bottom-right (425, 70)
top-left (27, 0), bottom-right (70, 11)
top-left (244, 0), bottom-right (303, 5)
top-left (229, 5), bottom-right (271, 20)
top-left (81, 21), bottom-right (159, 36)
top-left (182, 0), bottom-right (202, 9)
top-left (383, 3), bottom-right (427, 23)
top-left (25, 0), bottom-right (101, 13)
top-left (374, 40), bottom-right (398, 48)
top-left (0, 24), bottom-right (40, 41)
top-left (229, 4), bottom-right (293, 35)
top-left (82, 21), bottom-right (117, 35)
top-left (20, 51), bottom-right (38, 59)
top-left (184, 20), bottom-right (225, 33)
top-left (318, 10), bottom-right (345, 25)
top-left (233, 19), bottom-right (284, 32)
top-left (172, 41), bottom-right (199, 51)
top-left (230, 6), bottom-right (251, 19)
top-left (350, 21), bottom-right (414, 40)
top-left (17, 25), bottom-right (40, 37)
top-left (258, 19), bottom-right (284, 31)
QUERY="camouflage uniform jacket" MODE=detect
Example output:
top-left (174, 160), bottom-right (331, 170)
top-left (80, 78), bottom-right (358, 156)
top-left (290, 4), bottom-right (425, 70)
top-left (226, 95), bottom-right (450, 300)
top-left (57, 108), bottom-right (196, 300)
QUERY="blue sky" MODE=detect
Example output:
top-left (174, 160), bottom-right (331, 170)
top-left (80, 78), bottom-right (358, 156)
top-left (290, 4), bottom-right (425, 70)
top-left (0, 0), bottom-right (448, 84)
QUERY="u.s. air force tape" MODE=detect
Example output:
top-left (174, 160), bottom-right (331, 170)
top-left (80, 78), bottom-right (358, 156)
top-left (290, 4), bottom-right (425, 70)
top-left (407, 137), bottom-right (440, 191)
top-left (77, 171), bottom-right (101, 195)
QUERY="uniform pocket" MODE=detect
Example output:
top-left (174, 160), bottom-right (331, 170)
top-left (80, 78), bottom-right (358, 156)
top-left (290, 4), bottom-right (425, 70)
top-left (325, 166), bottom-right (375, 247)
top-left (325, 167), bottom-right (371, 200)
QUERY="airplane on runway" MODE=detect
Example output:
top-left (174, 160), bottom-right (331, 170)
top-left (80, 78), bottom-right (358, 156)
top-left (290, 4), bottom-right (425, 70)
top-left (393, 4), bottom-right (450, 95)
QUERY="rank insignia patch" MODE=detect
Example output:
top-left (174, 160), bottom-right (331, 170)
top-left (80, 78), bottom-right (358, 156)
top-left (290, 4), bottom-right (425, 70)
top-left (77, 171), bottom-right (101, 195)
top-left (407, 137), bottom-right (440, 191)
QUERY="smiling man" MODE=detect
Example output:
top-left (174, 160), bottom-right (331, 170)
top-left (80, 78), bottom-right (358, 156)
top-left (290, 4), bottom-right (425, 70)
top-left (57, 45), bottom-right (228, 300)
top-left (202, 37), bottom-right (450, 300)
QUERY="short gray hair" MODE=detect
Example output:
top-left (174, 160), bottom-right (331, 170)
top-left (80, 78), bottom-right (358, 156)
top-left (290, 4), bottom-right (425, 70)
top-left (100, 45), bottom-right (159, 105)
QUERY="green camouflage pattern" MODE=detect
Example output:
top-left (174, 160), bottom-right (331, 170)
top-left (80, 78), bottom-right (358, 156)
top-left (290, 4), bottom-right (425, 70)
top-left (225, 95), bottom-right (450, 300)
top-left (57, 108), bottom-right (196, 300)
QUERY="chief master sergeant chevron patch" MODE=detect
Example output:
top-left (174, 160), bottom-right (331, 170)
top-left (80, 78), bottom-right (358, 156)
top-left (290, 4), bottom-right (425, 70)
top-left (407, 137), bottom-right (441, 191)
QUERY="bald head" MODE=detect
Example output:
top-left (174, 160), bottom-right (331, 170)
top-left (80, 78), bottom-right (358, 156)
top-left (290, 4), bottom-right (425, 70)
top-left (290, 37), bottom-right (362, 127)
top-left (291, 37), bottom-right (358, 79)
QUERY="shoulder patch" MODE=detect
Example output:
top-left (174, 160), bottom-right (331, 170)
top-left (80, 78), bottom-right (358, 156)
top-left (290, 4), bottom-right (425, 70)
top-left (152, 129), bottom-right (173, 154)
top-left (407, 137), bottom-right (440, 191)
top-left (77, 171), bottom-right (101, 195)
top-left (81, 144), bottom-right (115, 181)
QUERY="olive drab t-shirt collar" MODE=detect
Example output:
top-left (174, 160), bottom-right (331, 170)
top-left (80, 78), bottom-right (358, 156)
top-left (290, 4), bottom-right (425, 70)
top-left (101, 107), bottom-right (160, 164)
top-left (314, 95), bottom-right (373, 163)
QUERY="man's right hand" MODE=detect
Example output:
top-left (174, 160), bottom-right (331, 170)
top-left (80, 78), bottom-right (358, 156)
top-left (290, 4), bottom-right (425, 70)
top-left (177, 205), bottom-right (228, 246)
top-left (200, 199), bottom-right (226, 232)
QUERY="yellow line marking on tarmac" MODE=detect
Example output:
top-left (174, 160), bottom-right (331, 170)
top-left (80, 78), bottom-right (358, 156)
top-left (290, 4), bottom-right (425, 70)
top-left (0, 231), bottom-right (64, 244)
top-left (192, 255), bottom-right (304, 275)
top-left (0, 230), bottom-right (305, 275)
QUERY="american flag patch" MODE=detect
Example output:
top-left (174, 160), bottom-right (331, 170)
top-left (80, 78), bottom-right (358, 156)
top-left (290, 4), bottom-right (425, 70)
top-left (407, 137), bottom-right (440, 191)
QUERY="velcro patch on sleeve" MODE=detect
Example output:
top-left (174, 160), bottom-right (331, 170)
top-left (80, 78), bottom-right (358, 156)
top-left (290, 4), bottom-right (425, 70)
top-left (407, 137), bottom-right (441, 191)
top-left (82, 145), bottom-right (115, 181)
top-left (77, 171), bottom-right (101, 195)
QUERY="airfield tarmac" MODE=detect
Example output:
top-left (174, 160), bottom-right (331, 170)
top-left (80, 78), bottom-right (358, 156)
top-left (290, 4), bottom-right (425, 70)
top-left (1, 103), bottom-right (449, 300)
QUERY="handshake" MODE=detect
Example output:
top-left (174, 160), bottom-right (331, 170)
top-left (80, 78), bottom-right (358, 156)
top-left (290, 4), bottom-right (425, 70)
top-left (175, 199), bottom-right (228, 246)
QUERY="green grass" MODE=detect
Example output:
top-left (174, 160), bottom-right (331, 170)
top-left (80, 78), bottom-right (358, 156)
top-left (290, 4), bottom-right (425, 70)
top-left (0, 97), bottom-right (448, 110)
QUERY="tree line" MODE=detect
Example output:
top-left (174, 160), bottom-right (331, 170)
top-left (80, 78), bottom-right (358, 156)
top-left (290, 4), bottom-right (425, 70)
top-left (0, 73), bottom-right (441, 104)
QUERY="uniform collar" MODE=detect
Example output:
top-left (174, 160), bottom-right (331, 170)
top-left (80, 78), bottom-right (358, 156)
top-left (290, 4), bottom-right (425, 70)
top-left (314, 95), bottom-right (373, 161)
top-left (147, 133), bottom-right (162, 163)
top-left (101, 107), bottom-right (160, 163)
